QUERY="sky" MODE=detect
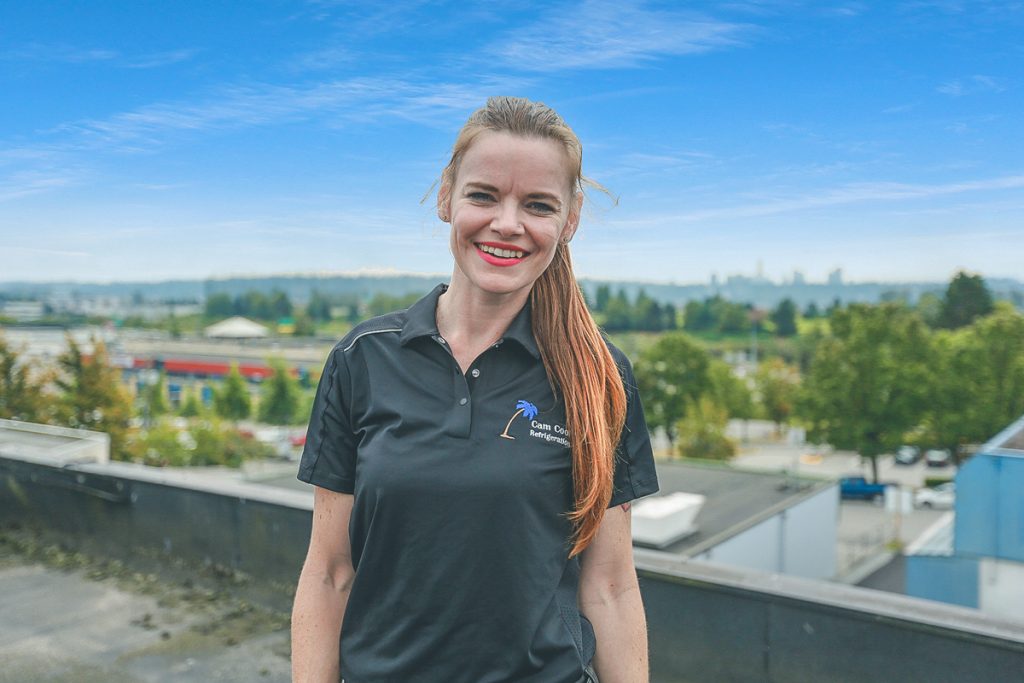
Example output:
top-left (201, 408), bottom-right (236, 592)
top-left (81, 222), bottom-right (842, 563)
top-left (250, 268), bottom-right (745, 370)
top-left (2, 0), bottom-right (1022, 285)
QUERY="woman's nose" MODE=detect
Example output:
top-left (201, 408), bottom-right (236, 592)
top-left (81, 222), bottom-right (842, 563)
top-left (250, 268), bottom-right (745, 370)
top-left (491, 200), bottom-right (524, 237)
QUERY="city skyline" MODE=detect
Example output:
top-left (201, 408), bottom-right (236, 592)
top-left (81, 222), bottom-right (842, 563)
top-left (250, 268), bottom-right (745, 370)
top-left (3, 2), bottom-right (1022, 284)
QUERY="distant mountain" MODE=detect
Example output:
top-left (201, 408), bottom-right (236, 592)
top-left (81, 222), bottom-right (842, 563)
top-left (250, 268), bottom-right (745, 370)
top-left (2, 272), bottom-right (1022, 310)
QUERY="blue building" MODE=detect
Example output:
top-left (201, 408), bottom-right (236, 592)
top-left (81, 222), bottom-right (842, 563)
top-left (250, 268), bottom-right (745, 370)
top-left (906, 414), bottom-right (1024, 617)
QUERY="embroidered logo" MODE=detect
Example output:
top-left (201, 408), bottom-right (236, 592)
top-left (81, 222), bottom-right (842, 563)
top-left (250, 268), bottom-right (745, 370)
top-left (499, 400), bottom-right (537, 440)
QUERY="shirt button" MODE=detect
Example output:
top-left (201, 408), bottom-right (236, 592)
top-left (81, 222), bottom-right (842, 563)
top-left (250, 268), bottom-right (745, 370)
top-left (471, 368), bottom-right (480, 378)
top-left (436, 337), bottom-right (447, 345)
top-left (459, 397), bottom-right (468, 406)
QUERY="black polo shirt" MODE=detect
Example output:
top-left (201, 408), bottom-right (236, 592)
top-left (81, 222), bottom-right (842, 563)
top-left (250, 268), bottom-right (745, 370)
top-left (298, 284), bottom-right (659, 683)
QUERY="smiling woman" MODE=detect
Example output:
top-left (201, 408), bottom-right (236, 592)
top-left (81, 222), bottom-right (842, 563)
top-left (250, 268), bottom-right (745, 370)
top-left (291, 97), bottom-right (659, 683)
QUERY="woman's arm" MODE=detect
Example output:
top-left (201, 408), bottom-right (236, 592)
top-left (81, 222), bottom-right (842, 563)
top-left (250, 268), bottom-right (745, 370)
top-left (291, 486), bottom-right (356, 682)
top-left (578, 503), bottom-right (649, 683)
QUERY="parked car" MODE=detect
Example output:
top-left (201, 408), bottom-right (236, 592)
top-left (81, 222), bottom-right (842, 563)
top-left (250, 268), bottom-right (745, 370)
top-left (894, 445), bottom-right (921, 465)
top-left (925, 448), bottom-right (952, 468)
top-left (915, 482), bottom-right (955, 509)
top-left (839, 476), bottom-right (891, 501)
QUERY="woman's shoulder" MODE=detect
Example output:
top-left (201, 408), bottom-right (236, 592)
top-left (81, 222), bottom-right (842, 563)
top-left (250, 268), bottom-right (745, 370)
top-left (332, 310), bottom-right (408, 356)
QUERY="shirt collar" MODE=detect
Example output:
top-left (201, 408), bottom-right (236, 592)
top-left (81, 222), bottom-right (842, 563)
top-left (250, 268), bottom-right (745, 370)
top-left (399, 283), bottom-right (540, 359)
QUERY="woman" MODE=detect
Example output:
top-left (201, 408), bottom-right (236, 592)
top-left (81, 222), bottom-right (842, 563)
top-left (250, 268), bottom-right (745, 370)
top-left (292, 97), bottom-right (659, 683)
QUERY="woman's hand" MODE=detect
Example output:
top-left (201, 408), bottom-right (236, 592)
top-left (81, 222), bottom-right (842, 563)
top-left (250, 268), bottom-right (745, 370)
top-left (291, 486), bottom-right (356, 682)
top-left (578, 503), bottom-right (649, 683)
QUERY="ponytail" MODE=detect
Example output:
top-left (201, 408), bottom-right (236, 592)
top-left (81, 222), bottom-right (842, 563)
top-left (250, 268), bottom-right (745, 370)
top-left (532, 244), bottom-right (626, 557)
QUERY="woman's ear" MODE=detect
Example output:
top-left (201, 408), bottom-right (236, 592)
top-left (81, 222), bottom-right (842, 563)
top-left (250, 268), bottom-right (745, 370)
top-left (437, 179), bottom-right (452, 222)
top-left (561, 192), bottom-right (583, 243)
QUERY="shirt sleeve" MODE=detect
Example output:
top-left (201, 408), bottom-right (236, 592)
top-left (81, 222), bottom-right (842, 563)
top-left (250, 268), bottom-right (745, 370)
top-left (297, 346), bottom-right (357, 493)
top-left (609, 350), bottom-right (660, 508)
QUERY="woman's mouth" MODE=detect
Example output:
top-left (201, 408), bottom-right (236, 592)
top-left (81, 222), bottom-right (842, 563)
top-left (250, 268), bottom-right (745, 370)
top-left (476, 243), bottom-right (528, 267)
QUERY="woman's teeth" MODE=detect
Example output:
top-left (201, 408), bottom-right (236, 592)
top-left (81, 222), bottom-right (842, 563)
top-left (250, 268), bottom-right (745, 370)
top-left (478, 244), bottom-right (525, 259)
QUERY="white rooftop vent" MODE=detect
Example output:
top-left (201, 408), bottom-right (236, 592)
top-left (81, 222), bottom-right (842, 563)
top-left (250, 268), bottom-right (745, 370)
top-left (631, 492), bottom-right (705, 549)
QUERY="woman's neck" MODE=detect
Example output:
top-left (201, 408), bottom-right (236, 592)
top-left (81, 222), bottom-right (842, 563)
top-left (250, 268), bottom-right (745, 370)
top-left (436, 279), bottom-right (531, 373)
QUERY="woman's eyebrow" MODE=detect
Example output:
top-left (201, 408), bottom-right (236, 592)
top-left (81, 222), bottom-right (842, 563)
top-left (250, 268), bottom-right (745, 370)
top-left (463, 181), bottom-right (499, 193)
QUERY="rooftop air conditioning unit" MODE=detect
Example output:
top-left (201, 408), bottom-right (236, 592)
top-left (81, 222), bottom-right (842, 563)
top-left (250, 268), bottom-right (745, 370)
top-left (631, 492), bottom-right (705, 549)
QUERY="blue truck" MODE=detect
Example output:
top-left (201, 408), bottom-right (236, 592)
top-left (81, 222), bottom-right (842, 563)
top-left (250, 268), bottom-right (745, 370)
top-left (839, 476), bottom-right (891, 501)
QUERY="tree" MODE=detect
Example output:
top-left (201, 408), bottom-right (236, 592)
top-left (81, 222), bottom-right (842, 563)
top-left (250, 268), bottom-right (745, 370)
top-left (755, 358), bottom-right (801, 432)
top-left (594, 285), bottom-right (611, 312)
top-left (603, 289), bottom-right (633, 331)
top-left (924, 305), bottom-right (1024, 463)
top-left (708, 361), bottom-right (754, 421)
top-left (306, 290), bottom-right (333, 321)
top-left (0, 336), bottom-right (53, 422)
top-left (804, 302), bottom-right (820, 319)
top-left (939, 271), bottom-right (994, 329)
top-left (675, 396), bottom-right (736, 460)
top-left (140, 372), bottom-right (170, 422)
top-left (634, 333), bottom-right (713, 444)
top-left (214, 364), bottom-right (251, 421)
top-left (771, 298), bottom-right (798, 337)
top-left (799, 304), bottom-right (932, 482)
top-left (258, 359), bottom-right (302, 424)
top-left (205, 292), bottom-right (234, 318)
top-left (53, 336), bottom-right (134, 459)
top-left (178, 387), bottom-right (205, 418)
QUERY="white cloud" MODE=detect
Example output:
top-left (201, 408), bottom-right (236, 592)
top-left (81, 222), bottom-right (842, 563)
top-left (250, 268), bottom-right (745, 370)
top-left (490, 0), bottom-right (748, 71)
top-left (937, 74), bottom-right (1006, 96)
top-left (612, 174), bottom-right (1024, 226)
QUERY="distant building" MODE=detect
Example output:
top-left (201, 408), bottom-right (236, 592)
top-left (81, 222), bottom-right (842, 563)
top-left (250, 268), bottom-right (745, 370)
top-left (905, 414), bottom-right (1024, 618)
top-left (827, 268), bottom-right (844, 286)
top-left (204, 316), bottom-right (269, 339)
top-left (635, 462), bottom-right (838, 580)
top-left (792, 270), bottom-right (806, 286)
top-left (1, 301), bottom-right (44, 322)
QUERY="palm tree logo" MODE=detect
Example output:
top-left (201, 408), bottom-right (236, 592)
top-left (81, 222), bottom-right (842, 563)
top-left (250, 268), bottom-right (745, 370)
top-left (500, 400), bottom-right (538, 440)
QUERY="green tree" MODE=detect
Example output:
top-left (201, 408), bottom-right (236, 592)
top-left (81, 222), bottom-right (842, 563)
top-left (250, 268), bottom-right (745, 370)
top-left (635, 333), bottom-right (713, 444)
top-left (675, 396), bottom-right (736, 460)
top-left (798, 304), bottom-right (932, 482)
top-left (708, 361), bottom-right (754, 421)
top-left (214, 364), bottom-right (251, 421)
top-left (178, 387), bottom-right (205, 418)
top-left (603, 289), bottom-right (633, 331)
top-left (0, 336), bottom-right (53, 422)
top-left (804, 302), bottom-right (820, 319)
top-left (939, 271), bottom-right (994, 329)
top-left (306, 290), bottom-right (333, 321)
top-left (204, 292), bottom-right (234, 318)
top-left (258, 359), bottom-right (302, 425)
top-left (755, 358), bottom-right (801, 432)
top-left (915, 291), bottom-right (944, 327)
top-left (771, 298), bottom-right (798, 337)
top-left (269, 290), bottom-right (293, 320)
top-left (925, 305), bottom-right (1024, 462)
top-left (141, 372), bottom-right (170, 422)
top-left (54, 337), bottom-right (134, 459)
top-left (594, 285), bottom-right (611, 312)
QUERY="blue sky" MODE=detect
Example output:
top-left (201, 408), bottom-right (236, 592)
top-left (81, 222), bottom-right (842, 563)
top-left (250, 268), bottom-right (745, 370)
top-left (2, 1), bottom-right (1022, 284)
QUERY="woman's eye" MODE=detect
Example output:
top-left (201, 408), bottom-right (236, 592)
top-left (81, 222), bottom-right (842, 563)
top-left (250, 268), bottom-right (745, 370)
top-left (468, 192), bottom-right (493, 202)
top-left (529, 202), bottom-right (555, 214)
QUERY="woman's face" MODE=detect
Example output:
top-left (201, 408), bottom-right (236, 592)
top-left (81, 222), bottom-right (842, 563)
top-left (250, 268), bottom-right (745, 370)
top-left (441, 130), bottom-right (580, 301)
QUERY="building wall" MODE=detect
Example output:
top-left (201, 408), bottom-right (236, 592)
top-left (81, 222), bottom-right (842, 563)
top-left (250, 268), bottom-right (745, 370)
top-left (979, 557), bottom-right (1024, 620)
top-left (906, 554), bottom-right (979, 608)
top-left (956, 453), bottom-right (1024, 563)
top-left (694, 485), bottom-right (837, 580)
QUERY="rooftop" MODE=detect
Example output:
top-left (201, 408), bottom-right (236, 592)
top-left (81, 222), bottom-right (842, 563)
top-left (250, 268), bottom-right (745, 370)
top-left (652, 460), bottom-right (831, 556)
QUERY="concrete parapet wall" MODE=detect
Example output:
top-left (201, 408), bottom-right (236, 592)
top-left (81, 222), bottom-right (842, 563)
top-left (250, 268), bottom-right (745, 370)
top-left (3, 452), bottom-right (1024, 682)
top-left (0, 453), bottom-right (311, 611)
top-left (636, 549), bottom-right (1024, 683)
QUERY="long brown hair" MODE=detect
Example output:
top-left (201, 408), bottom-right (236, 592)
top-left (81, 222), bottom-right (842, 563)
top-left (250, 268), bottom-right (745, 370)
top-left (439, 96), bottom-right (627, 557)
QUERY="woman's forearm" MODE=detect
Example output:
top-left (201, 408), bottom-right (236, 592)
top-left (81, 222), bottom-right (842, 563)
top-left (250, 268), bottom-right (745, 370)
top-left (291, 563), bottom-right (351, 682)
top-left (582, 579), bottom-right (649, 683)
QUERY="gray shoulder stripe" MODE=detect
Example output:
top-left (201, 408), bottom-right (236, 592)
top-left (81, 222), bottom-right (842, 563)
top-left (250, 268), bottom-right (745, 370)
top-left (342, 328), bottom-right (402, 352)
